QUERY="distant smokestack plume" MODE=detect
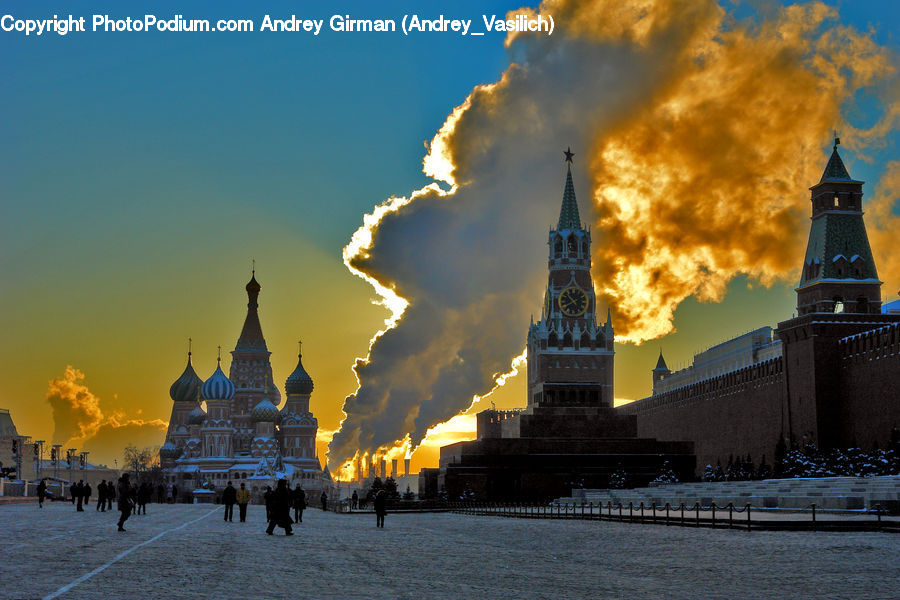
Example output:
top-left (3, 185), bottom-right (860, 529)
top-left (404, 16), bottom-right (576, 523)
top-left (380, 458), bottom-right (387, 479)
top-left (404, 457), bottom-right (411, 476)
top-left (327, 0), bottom-right (900, 473)
top-left (391, 459), bottom-right (398, 478)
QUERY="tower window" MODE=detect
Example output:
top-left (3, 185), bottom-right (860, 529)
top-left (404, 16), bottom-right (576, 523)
top-left (563, 332), bottom-right (573, 347)
top-left (833, 297), bottom-right (844, 313)
top-left (554, 238), bottom-right (563, 256)
top-left (567, 235), bottom-right (577, 255)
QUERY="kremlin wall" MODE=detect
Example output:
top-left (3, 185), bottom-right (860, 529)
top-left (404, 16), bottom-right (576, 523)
top-left (621, 140), bottom-right (900, 473)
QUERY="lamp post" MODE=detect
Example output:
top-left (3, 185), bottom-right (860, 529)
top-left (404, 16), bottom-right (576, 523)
top-left (35, 440), bottom-right (44, 479)
top-left (52, 444), bottom-right (61, 480)
top-left (68, 448), bottom-right (76, 484)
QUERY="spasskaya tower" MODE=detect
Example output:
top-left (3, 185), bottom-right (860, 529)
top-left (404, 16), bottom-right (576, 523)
top-left (526, 149), bottom-right (614, 408)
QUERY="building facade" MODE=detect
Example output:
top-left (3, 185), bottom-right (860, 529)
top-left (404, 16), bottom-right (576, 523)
top-left (160, 272), bottom-right (332, 501)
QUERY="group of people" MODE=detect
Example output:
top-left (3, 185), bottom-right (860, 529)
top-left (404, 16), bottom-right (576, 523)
top-left (37, 474), bottom-right (391, 533)
top-left (220, 480), bottom-right (252, 522)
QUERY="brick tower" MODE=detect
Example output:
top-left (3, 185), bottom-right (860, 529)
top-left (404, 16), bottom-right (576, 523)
top-left (796, 138), bottom-right (882, 315)
top-left (526, 148), bottom-right (614, 408)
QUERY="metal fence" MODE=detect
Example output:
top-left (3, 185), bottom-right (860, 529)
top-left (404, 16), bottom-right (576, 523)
top-left (447, 500), bottom-right (898, 533)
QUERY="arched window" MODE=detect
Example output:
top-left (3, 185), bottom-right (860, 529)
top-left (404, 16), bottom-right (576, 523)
top-left (580, 332), bottom-right (591, 348)
top-left (563, 332), bottom-right (573, 347)
top-left (566, 235), bottom-right (577, 255)
top-left (553, 237), bottom-right (563, 256)
top-left (581, 241), bottom-right (588, 257)
top-left (595, 333), bottom-right (605, 346)
top-left (548, 332), bottom-right (558, 347)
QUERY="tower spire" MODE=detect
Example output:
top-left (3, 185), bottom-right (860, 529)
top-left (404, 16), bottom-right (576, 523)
top-left (558, 148), bottom-right (582, 230)
top-left (235, 269), bottom-right (267, 351)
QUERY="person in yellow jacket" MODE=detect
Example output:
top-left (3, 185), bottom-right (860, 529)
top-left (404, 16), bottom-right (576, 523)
top-left (236, 482), bottom-right (251, 522)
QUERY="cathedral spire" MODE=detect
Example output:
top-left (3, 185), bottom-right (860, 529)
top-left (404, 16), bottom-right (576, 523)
top-left (235, 269), bottom-right (268, 351)
top-left (558, 148), bottom-right (582, 230)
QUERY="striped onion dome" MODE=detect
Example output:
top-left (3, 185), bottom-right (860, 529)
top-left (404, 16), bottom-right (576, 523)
top-left (188, 405), bottom-right (207, 425)
top-left (201, 361), bottom-right (235, 401)
top-left (169, 354), bottom-right (202, 403)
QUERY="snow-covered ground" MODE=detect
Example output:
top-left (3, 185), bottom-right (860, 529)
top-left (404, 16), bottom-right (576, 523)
top-left (1, 502), bottom-right (898, 599)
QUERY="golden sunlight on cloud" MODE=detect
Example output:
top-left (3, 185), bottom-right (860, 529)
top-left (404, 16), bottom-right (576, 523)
top-left (45, 366), bottom-right (167, 465)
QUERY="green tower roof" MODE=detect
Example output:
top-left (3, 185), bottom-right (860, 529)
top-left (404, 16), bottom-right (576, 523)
top-left (558, 163), bottom-right (582, 230)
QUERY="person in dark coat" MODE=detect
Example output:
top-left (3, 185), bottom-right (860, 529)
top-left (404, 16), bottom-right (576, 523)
top-left (351, 490), bottom-right (358, 511)
top-left (263, 485), bottom-right (273, 521)
top-left (172, 484), bottom-right (178, 504)
top-left (292, 484), bottom-right (306, 523)
top-left (37, 480), bottom-right (47, 508)
top-left (83, 482), bottom-right (92, 506)
top-left (105, 480), bottom-right (116, 511)
top-left (374, 489), bottom-right (387, 528)
top-left (265, 479), bottom-right (293, 535)
top-left (96, 480), bottom-right (106, 512)
top-left (117, 474), bottom-right (133, 532)
top-left (75, 480), bottom-right (84, 511)
top-left (222, 481), bottom-right (237, 522)
top-left (136, 482), bottom-right (149, 515)
top-left (320, 490), bottom-right (328, 512)
top-left (156, 484), bottom-right (165, 504)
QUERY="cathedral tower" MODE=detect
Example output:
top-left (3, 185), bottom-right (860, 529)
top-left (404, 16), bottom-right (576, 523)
top-left (229, 270), bottom-right (280, 454)
top-left (526, 149), bottom-right (614, 408)
top-left (796, 139), bottom-right (882, 315)
top-left (161, 348), bottom-right (202, 467)
top-left (279, 343), bottom-right (318, 460)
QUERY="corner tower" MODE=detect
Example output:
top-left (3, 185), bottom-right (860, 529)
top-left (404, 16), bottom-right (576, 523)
top-left (526, 149), bottom-right (614, 408)
top-left (796, 139), bottom-right (882, 315)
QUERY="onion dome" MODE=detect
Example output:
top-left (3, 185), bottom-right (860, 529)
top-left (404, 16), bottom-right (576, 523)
top-left (159, 440), bottom-right (180, 459)
top-left (251, 397), bottom-right (280, 422)
top-left (188, 404), bottom-right (207, 425)
top-left (201, 355), bottom-right (235, 401)
top-left (169, 352), bottom-right (202, 403)
top-left (285, 343), bottom-right (314, 395)
top-left (252, 375), bottom-right (280, 422)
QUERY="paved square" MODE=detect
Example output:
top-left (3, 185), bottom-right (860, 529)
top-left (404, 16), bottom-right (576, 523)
top-left (1, 502), bottom-right (898, 599)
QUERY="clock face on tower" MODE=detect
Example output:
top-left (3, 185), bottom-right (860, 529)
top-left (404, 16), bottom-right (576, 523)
top-left (558, 286), bottom-right (588, 317)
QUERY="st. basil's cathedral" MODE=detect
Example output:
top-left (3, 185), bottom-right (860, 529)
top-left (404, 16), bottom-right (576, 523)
top-left (159, 272), bottom-right (332, 499)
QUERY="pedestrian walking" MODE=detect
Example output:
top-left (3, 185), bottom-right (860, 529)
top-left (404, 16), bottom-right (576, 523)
top-left (374, 489), bottom-right (387, 528)
top-left (351, 490), bottom-right (358, 511)
top-left (97, 480), bottom-right (106, 511)
top-left (84, 482), bottom-right (92, 506)
top-left (236, 482), bottom-right (250, 522)
top-left (265, 479), bottom-right (293, 536)
top-left (117, 474), bottom-right (133, 532)
top-left (263, 485), bottom-right (273, 522)
top-left (37, 479), bottom-right (47, 508)
top-left (172, 484), bottom-right (178, 504)
top-left (75, 480), bottom-right (84, 511)
top-left (156, 484), bottom-right (165, 504)
top-left (222, 481), bottom-right (236, 522)
top-left (320, 490), bottom-right (327, 512)
top-left (105, 480), bottom-right (116, 511)
top-left (292, 484), bottom-right (306, 523)
top-left (137, 482), bottom-right (149, 515)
